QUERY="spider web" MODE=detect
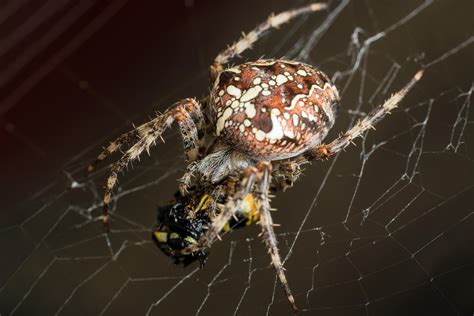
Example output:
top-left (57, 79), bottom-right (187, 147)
top-left (1, 0), bottom-right (473, 315)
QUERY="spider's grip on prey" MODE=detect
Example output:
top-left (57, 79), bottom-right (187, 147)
top-left (88, 2), bottom-right (424, 311)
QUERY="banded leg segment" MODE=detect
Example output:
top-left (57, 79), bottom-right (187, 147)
top-left (86, 98), bottom-right (205, 175)
top-left (86, 127), bottom-right (142, 175)
top-left (179, 161), bottom-right (298, 311)
top-left (101, 98), bottom-right (203, 225)
top-left (306, 70), bottom-right (424, 160)
top-left (210, 2), bottom-right (328, 79)
top-left (180, 165), bottom-right (259, 254)
top-left (255, 162), bottom-right (298, 312)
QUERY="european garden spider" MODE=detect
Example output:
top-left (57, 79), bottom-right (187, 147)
top-left (87, 2), bottom-right (423, 311)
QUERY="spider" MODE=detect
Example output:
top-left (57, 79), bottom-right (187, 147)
top-left (87, 2), bottom-right (423, 312)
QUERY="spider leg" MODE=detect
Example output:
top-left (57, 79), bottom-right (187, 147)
top-left (179, 162), bottom-right (298, 311)
top-left (272, 158), bottom-right (306, 192)
top-left (210, 2), bottom-right (328, 80)
top-left (180, 165), bottom-right (259, 254)
top-left (86, 98), bottom-right (206, 176)
top-left (208, 183), bottom-right (227, 218)
top-left (306, 70), bottom-right (424, 161)
top-left (100, 98), bottom-right (203, 225)
top-left (86, 127), bottom-right (142, 176)
top-left (255, 161), bottom-right (298, 312)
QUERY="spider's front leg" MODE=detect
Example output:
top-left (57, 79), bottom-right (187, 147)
top-left (179, 161), bottom-right (298, 312)
top-left (179, 164), bottom-right (259, 255)
top-left (94, 98), bottom-right (206, 226)
top-left (254, 162), bottom-right (299, 312)
top-left (305, 70), bottom-right (424, 161)
top-left (86, 98), bottom-right (205, 176)
top-left (210, 2), bottom-right (328, 80)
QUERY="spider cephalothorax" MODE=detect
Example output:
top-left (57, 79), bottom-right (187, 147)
top-left (87, 2), bottom-right (422, 312)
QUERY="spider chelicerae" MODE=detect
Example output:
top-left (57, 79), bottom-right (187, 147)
top-left (87, 2), bottom-right (423, 312)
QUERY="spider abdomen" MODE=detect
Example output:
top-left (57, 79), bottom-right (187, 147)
top-left (211, 59), bottom-right (339, 160)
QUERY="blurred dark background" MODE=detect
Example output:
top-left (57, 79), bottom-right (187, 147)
top-left (1, 0), bottom-right (473, 315)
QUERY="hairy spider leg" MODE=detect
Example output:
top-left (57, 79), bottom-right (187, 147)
top-left (210, 2), bottom-right (328, 80)
top-left (100, 98), bottom-right (204, 226)
top-left (255, 161), bottom-right (298, 312)
top-left (272, 159), bottom-right (305, 192)
top-left (179, 166), bottom-right (258, 255)
top-left (178, 161), bottom-right (298, 311)
top-left (306, 70), bottom-right (424, 160)
top-left (253, 71), bottom-right (424, 308)
top-left (86, 126), bottom-right (143, 176)
top-left (86, 98), bottom-right (206, 176)
top-left (207, 184), bottom-right (227, 217)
